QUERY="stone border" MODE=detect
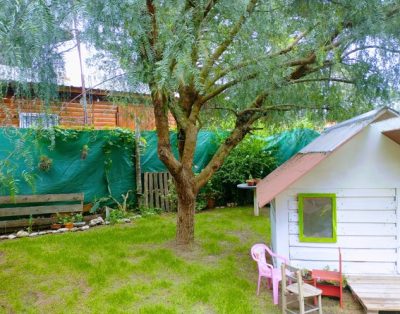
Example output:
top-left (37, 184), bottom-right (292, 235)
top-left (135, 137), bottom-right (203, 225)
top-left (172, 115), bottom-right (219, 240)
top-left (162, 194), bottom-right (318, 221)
top-left (0, 216), bottom-right (136, 241)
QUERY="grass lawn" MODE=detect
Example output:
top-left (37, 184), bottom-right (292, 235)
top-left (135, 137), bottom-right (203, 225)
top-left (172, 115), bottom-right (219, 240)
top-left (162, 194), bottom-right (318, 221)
top-left (0, 207), bottom-right (362, 314)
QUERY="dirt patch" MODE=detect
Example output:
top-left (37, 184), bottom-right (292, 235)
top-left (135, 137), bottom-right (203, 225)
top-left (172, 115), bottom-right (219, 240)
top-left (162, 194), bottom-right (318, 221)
top-left (321, 289), bottom-right (364, 314)
top-left (0, 301), bottom-right (16, 314)
top-left (32, 277), bottom-right (91, 311)
top-left (164, 240), bottom-right (222, 265)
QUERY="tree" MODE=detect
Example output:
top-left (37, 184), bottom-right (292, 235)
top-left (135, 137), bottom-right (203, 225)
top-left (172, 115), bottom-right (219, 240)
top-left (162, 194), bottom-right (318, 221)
top-left (79, 0), bottom-right (400, 244)
top-left (0, 0), bottom-right (72, 101)
top-left (4, 1), bottom-right (400, 244)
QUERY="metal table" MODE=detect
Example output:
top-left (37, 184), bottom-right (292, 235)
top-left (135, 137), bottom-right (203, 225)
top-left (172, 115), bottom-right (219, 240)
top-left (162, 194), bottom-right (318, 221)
top-left (237, 183), bottom-right (259, 216)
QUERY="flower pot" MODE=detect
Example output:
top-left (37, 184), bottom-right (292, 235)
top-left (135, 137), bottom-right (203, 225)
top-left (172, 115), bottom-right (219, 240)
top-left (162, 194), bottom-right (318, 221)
top-left (64, 222), bottom-right (74, 229)
top-left (207, 198), bottom-right (216, 209)
top-left (51, 223), bottom-right (62, 230)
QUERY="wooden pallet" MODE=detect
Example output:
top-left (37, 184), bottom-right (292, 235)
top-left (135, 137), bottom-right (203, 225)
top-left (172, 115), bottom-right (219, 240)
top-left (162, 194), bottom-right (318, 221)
top-left (143, 172), bottom-right (173, 211)
top-left (347, 275), bottom-right (400, 314)
top-left (0, 193), bottom-right (84, 232)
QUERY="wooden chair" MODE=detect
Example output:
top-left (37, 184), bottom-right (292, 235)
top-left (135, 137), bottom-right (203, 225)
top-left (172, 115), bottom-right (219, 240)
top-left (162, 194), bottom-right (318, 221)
top-left (311, 247), bottom-right (343, 308)
top-left (281, 263), bottom-right (323, 314)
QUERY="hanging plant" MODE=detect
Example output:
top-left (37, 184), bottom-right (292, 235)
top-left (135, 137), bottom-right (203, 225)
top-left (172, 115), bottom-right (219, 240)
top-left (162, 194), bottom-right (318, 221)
top-left (81, 144), bottom-right (89, 160)
top-left (38, 155), bottom-right (53, 172)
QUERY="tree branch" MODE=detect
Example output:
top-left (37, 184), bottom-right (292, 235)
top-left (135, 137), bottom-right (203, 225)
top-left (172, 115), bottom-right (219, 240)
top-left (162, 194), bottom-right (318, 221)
top-left (205, 26), bottom-right (315, 89)
top-left (200, 0), bottom-right (259, 80)
top-left (205, 106), bottom-right (239, 117)
top-left (150, 85), bottom-right (181, 175)
top-left (290, 77), bottom-right (355, 84)
top-left (202, 72), bottom-right (258, 104)
top-left (146, 0), bottom-right (160, 60)
top-left (195, 92), bottom-right (267, 189)
top-left (203, 0), bottom-right (219, 20)
top-left (342, 45), bottom-right (400, 59)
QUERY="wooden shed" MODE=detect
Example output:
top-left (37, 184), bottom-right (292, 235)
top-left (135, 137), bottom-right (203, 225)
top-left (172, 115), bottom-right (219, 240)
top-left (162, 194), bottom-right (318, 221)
top-left (257, 107), bottom-right (400, 275)
top-left (0, 85), bottom-right (175, 130)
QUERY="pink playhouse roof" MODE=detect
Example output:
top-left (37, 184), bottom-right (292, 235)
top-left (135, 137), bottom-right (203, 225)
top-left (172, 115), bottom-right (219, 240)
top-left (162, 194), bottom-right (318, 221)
top-left (256, 107), bottom-right (400, 207)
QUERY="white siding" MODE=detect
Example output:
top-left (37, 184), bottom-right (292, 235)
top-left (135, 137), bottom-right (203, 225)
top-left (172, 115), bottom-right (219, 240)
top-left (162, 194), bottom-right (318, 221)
top-left (271, 119), bottom-right (400, 275)
top-left (291, 124), bottom-right (400, 189)
top-left (274, 193), bottom-right (290, 267)
top-left (396, 188), bottom-right (400, 273)
top-left (285, 188), bottom-right (398, 275)
top-left (270, 200), bottom-right (277, 254)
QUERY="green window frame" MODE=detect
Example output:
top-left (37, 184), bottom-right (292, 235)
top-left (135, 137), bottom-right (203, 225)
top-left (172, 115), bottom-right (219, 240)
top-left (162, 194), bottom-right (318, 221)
top-left (298, 193), bottom-right (337, 243)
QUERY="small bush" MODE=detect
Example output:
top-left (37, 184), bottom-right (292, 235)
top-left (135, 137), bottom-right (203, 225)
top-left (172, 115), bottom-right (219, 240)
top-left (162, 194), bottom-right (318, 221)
top-left (138, 206), bottom-right (163, 217)
top-left (208, 136), bottom-right (277, 205)
top-left (109, 209), bottom-right (125, 224)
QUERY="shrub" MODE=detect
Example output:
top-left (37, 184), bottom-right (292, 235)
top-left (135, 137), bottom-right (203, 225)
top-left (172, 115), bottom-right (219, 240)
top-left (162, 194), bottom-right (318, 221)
top-left (109, 209), bottom-right (125, 224)
top-left (208, 136), bottom-right (277, 205)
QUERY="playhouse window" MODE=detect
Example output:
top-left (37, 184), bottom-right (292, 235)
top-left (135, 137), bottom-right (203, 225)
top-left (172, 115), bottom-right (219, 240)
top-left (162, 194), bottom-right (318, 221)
top-left (298, 194), bottom-right (336, 243)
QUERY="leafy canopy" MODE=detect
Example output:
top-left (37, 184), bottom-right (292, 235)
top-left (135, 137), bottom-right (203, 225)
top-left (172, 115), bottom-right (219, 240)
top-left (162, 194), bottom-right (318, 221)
top-left (80, 0), bottom-right (400, 123)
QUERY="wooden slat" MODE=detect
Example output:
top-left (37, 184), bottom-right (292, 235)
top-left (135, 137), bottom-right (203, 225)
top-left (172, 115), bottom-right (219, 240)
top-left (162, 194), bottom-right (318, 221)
top-left (149, 173), bottom-right (153, 208)
top-left (0, 204), bottom-right (82, 217)
top-left (144, 173), bottom-right (149, 208)
top-left (288, 210), bottom-right (396, 223)
top-left (154, 173), bottom-right (160, 209)
top-left (0, 217), bottom-right (55, 229)
top-left (289, 197), bottom-right (396, 211)
top-left (292, 260), bottom-right (397, 274)
top-left (289, 222), bottom-right (397, 236)
top-left (142, 172), bottom-right (173, 211)
top-left (0, 214), bottom-right (99, 230)
top-left (396, 188), bottom-right (400, 273)
top-left (288, 188), bottom-right (396, 198)
top-left (159, 172), bottom-right (165, 210)
top-left (164, 173), bottom-right (170, 211)
top-left (0, 193), bottom-right (84, 204)
top-left (289, 234), bottom-right (397, 249)
top-left (290, 247), bottom-right (397, 262)
top-left (347, 276), bottom-right (400, 312)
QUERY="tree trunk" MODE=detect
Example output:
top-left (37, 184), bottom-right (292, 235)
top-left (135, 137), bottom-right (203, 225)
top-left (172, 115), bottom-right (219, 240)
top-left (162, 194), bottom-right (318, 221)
top-left (174, 171), bottom-right (197, 245)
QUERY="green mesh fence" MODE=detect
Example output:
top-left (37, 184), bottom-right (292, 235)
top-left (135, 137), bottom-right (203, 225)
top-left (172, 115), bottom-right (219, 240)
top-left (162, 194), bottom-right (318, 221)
top-left (0, 128), bottom-right (136, 203)
top-left (0, 128), bottom-right (318, 205)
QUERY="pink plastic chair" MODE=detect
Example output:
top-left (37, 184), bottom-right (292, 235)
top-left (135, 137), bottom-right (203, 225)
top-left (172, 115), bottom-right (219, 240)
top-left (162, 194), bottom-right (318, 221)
top-left (250, 243), bottom-right (288, 305)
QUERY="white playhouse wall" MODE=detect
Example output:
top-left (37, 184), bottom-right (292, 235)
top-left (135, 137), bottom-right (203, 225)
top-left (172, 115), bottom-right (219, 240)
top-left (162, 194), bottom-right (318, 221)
top-left (272, 119), bottom-right (400, 275)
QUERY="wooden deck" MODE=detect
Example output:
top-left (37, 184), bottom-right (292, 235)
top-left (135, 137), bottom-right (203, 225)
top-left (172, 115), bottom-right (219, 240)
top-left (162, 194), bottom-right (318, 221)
top-left (347, 275), bottom-right (400, 314)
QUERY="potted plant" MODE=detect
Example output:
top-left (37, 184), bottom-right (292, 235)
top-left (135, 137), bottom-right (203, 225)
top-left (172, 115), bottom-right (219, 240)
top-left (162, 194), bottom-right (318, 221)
top-left (73, 213), bottom-right (85, 227)
top-left (62, 215), bottom-right (74, 229)
top-left (51, 214), bottom-right (63, 230)
top-left (301, 268), bottom-right (314, 285)
top-left (38, 155), bottom-right (53, 172)
top-left (246, 175), bottom-right (257, 186)
top-left (203, 181), bottom-right (221, 209)
top-left (81, 144), bottom-right (89, 160)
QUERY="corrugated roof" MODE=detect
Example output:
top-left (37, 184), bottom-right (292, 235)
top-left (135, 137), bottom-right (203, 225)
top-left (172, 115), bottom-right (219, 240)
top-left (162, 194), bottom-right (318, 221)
top-left (300, 107), bottom-right (399, 153)
top-left (257, 107), bottom-right (400, 207)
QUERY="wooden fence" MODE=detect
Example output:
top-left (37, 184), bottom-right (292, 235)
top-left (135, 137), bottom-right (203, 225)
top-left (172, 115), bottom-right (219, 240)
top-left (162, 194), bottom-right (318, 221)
top-left (143, 172), bottom-right (174, 211)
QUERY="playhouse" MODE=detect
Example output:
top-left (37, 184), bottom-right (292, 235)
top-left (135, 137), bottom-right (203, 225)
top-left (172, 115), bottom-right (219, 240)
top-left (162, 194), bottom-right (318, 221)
top-left (257, 107), bottom-right (400, 275)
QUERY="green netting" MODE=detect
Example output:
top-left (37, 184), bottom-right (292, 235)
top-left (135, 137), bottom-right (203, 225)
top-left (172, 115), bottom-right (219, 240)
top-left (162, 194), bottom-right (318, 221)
top-left (141, 131), bottom-right (222, 173)
top-left (0, 128), bottom-right (136, 203)
top-left (0, 127), bottom-right (318, 207)
top-left (263, 128), bottom-right (319, 165)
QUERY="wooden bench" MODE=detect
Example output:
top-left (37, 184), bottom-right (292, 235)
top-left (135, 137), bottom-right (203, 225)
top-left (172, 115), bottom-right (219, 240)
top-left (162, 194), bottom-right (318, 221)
top-left (0, 193), bottom-right (84, 232)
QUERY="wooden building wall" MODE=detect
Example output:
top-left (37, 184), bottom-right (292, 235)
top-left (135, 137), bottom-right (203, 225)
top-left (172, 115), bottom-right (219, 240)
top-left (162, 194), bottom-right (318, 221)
top-left (0, 97), bottom-right (175, 130)
top-left (271, 121), bottom-right (400, 275)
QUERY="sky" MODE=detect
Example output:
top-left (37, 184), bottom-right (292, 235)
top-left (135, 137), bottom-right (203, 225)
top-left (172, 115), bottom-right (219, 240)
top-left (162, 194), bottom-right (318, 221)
top-left (59, 40), bottom-right (107, 88)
